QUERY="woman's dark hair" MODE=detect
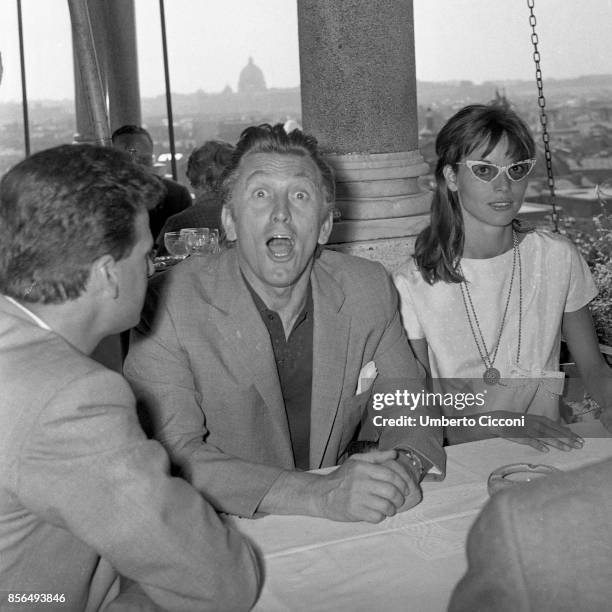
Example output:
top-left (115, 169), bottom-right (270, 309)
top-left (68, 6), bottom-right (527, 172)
top-left (414, 103), bottom-right (536, 284)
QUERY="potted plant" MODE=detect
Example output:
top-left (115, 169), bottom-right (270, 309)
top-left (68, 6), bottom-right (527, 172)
top-left (588, 213), bottom-right (612, 355)
top-left (560, 208), bottom-right (612, 421)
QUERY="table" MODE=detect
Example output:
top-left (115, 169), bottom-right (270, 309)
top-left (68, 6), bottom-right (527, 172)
top-left (230, 422), bottom-right (612, 612)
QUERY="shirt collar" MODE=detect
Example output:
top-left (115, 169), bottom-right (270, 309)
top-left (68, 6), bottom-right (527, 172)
top-left (241, 273), bottom-right (312, 325)
top-left (3, 296), bottom-right (52, 330)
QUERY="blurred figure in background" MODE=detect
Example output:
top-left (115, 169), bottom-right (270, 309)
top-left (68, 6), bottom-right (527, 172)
top-left (111, 125), bottom-right (192, 240)
top-left (156, 140), bottom-right (234, 251)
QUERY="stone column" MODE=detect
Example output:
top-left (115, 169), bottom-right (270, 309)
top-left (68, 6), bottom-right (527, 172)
top-left (297, 0), bottom-right (430, 271)
top-left (71, 0), bottom-right (110, 144)
top-left (103, 0), bottom-right (142, 131)
top-left (73, 0), bottom-right (141, 143)
top-left (73, 52), bottom-right (95, 143)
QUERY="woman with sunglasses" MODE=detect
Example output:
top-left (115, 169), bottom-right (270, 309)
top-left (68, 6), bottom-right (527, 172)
top-left (394, 103), bottom-right (612, 448)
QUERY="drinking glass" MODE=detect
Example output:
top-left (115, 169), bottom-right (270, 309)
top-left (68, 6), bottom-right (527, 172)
top-left (183, 227), bottom-right (210, 256)
top-left (164, 231), bottom-right (189, 259)
top-left (209, 229), bottom-right (220, 254)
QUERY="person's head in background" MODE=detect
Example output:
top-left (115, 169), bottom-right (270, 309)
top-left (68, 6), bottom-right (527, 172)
top-left (186, 140), bottom-right (235, 198)
top-left (0, 144), bottom-right (163, 341)
top-left (415, 103), bottom-right (536, 284)
top-left (111, 125), bottom-right (155, 169)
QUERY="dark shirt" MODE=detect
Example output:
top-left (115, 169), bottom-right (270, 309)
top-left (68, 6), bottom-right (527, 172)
top-left (244, 278), bottom-right (313, 471)
top-left (149, 176), bottom-right (192, 240)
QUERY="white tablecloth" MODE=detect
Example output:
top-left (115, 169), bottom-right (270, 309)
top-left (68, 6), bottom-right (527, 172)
top-left (230, 422), bottom-right (612, 612)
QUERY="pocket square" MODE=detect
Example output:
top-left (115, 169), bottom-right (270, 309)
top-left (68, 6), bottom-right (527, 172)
top-left (357, 361), bottom-right (378, 395)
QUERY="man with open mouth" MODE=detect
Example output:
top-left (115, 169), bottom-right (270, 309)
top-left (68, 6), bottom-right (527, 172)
top-left (125, 123), bottom-right (445, 523)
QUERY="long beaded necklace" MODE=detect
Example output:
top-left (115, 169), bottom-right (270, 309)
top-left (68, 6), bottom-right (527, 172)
top-left (458, 231), bottom-right (522, 386)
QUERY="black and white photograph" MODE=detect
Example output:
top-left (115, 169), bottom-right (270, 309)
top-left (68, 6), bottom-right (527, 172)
top-left (1, 1), bottom-right (611, 610)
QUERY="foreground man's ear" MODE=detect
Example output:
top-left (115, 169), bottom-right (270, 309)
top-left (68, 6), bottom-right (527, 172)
top-left (91, 254), bottom-right (119, 299)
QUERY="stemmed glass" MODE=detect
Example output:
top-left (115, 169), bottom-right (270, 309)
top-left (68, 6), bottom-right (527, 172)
top-left (164, 231), bottom-right (189, 260)
top-left (209, 229), bottom-right (220, 254)
top-left (182, 228), bottom-right (210, 256)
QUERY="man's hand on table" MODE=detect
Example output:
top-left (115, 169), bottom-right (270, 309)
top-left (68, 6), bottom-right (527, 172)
top-left (491, 411), bottom-right (584, 452)
top-left (257, 449), bottom-right (422, 523)
top-left (310, 449), bottom-right (420, 523)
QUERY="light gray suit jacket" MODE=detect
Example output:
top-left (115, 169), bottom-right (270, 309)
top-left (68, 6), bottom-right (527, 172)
top-left (0, 296), bottom-right (259, 612)
top-left (125, 248), bottom-right (445, 517)
top-left (449, 457), bottom-right (612, 612)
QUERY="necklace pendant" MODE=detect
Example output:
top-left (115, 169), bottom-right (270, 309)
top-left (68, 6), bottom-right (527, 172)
top-left (483, 367), bottom-right (501, 386)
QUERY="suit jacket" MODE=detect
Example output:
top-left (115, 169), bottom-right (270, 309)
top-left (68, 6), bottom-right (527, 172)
top-left (0, 296), bottom-right (259, 612)
top-left (125, 248), bottom-right (445, 517)
top-left (449, 457), bottom-right (612, 612)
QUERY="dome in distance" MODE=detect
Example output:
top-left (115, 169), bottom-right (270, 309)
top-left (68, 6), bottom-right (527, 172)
top-left (238, 57), bottom-right (267, 94)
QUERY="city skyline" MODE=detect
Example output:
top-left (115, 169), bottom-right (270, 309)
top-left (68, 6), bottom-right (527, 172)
top-left (0, 0), bottom-right (611, 103)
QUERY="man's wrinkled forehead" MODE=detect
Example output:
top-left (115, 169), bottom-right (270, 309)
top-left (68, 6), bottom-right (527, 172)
top-left (236, 151), bottom-right (324, 187)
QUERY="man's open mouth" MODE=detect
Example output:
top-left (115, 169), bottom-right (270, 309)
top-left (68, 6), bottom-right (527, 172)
top-left (266, 235), bottom-right (295, 258)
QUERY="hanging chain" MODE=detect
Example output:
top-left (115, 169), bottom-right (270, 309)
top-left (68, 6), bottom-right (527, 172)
top-left (527, 0), bottom-right (559, 232)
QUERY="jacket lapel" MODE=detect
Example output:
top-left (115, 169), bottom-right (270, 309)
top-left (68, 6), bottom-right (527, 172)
top-left (206, 251), bottom-right (293, 462)
top-left (309, 260), bottom-right (350, 468)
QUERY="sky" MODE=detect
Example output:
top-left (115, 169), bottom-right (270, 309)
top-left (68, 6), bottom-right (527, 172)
top-left (1, 0), bottom-right (612, 103)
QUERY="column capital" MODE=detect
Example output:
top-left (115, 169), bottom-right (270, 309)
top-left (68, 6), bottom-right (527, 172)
top-left (326, 150), bottom-right (431, 221)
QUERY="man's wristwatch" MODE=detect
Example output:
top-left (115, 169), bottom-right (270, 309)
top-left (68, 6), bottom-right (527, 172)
top-left (402, 449), bottom-right (425, 482)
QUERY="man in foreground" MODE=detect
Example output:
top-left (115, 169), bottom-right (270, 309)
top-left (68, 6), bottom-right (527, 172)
top-left (0, 145), bottom-right (260, 611)
top-left (125, 124), bottom-right (445, 522)
top-left (449, 456), bottom-right (612, 611)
